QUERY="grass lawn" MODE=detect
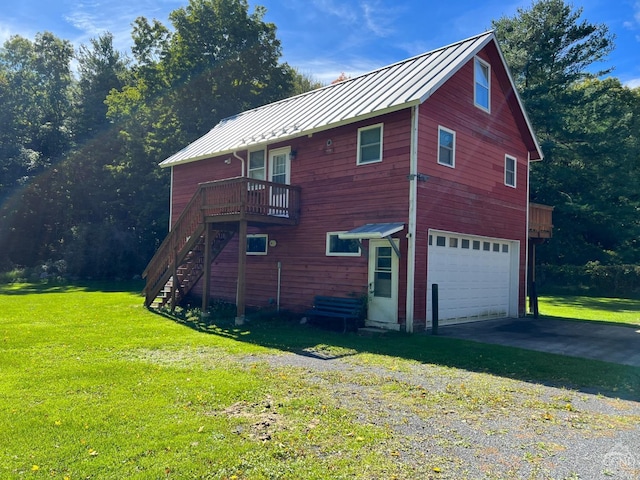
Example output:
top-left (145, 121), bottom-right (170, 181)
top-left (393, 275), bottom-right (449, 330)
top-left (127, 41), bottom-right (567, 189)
top-left (1, 283), bottom-right (639, 479)
top-left (538, 295), bottom-right (640, 326)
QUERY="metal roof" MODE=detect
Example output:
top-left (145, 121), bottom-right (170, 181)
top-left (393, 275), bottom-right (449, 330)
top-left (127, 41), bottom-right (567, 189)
top-left (160, 30), bottom-right (541, 167)
top-left (338, 223), bottom-right (405, 240)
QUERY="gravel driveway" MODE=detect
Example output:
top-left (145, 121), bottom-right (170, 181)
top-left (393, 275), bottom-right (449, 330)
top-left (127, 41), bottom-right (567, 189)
top-left (251, 348), bottom-right (640, 479)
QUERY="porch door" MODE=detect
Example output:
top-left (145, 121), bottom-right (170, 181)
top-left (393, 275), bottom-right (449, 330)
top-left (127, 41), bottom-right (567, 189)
top-left (268, 147), bottom-right (291, 216)
top-left (367, 239), bottom-right (399, 326)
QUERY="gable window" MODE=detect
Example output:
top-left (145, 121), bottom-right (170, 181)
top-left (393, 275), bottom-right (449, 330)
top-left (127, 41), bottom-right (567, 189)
top-left (505, 155), bottom-right (516, 187)
top-left (438, 126), bottom-right (455, 168)
top-left (326, 232), bottom-right (361, 256)
top-left (247, 234), bottom-right (268, 255)
top-left (474, 57), bottom-right (490, 112)
top-left (248, 149), bottom-right (266, 181)
top-left (357, 124), bottom-right (383, 165)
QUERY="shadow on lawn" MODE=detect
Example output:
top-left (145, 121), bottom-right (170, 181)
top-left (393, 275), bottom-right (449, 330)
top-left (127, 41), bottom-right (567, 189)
top-left (0, 280), bottom-right (145, 295)
top-left (154, 309), bottom-right (640, 402)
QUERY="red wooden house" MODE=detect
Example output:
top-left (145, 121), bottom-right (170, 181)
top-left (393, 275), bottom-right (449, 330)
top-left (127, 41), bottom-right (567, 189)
top-left (143, 31), bottom-right (547, 332)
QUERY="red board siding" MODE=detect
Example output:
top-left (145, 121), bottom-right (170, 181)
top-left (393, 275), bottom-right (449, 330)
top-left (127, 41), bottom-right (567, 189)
top-left (168, 42), bottom-right (534, 326)
top-left (413, 46), bottom-right (530, 320)
top-left (173, 109), bottom-right (412, 318)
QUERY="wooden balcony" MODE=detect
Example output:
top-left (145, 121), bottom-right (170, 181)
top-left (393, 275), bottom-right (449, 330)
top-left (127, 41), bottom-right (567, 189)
top-left (198, 176), bottom-right (301, 226)
top-left (142, 177), bottom-right (300, 308)
top-left (529, 203), bottom-right (554, 239)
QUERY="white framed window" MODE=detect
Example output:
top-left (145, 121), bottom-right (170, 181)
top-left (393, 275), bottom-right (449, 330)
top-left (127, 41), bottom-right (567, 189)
top-left (247, 234), bottom-right (268, 255)
top-left (357, 124), bottom-right (383, 165)
top-left (248, 149), bottom-right (266, 180)
top-left (474, 57), bottom-right (490, 112)
top-left (505, 155), bottom-right (516, 188)
top-left (438, 126), bottom-right (455, 168)
top-left (326, 232), bottom-right (361, 256)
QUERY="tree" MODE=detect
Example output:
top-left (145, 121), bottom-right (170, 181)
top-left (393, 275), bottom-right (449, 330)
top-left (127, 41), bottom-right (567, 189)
top-left (492, 1), bottom-right (640, 266)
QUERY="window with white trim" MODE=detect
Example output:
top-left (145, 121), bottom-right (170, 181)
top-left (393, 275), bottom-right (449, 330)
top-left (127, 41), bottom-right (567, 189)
top-left (247, 234), bottom-right (268, 255)
top-left (474, 57), bottom-right (490, 112)
top-left (248, 149), bottom-right (266, 180)
top-left (438, 126), bottom-right (455, 167)
top-left (326, 232), bottom-right (361, 256)
top-left (505, 155), bottom-right (516, 187)
top-left (357, 124), bottom-right (383, 165)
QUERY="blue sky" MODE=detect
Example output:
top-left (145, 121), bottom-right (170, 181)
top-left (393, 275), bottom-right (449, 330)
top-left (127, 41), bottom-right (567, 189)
top-left (1, 0), bottom-right (639, 87)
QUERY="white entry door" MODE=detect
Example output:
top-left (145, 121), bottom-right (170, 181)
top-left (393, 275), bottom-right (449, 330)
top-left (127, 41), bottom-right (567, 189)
top-left (268, 147), bottom-right (290, 216)
top-left (367, 239), bottom-right (399, 328)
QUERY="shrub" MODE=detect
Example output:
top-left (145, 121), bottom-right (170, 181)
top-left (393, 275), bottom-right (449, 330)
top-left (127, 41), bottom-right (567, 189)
top-left (538, 262), bottom-right (640, 297)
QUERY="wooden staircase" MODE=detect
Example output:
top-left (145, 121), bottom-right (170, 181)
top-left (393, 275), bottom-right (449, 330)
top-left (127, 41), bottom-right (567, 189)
top-left (142, 177), bottom-right (301, 311)
top-left (146, 229), bottom-right (234, 309)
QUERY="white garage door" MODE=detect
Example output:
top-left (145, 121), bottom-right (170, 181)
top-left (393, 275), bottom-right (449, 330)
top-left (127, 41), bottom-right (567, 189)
top-left (427, 231), bottom-right (519, 326)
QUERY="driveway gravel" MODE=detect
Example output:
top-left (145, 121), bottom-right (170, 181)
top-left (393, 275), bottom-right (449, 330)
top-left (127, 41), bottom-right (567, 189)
top-left (250, 349), bottom-right (640, 479)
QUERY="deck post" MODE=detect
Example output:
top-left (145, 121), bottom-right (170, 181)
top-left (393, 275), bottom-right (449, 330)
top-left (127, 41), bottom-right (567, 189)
top-left (202, 224), bottom-right (211, 312)
top-left (236, 219), bottom-right (247, 325)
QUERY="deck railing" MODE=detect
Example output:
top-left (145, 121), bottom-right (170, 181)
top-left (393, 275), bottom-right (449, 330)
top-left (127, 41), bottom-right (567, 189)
top-left (529, 203), bottom-right (554, 239)
top-left (142, 177), bottom-right (301, 305)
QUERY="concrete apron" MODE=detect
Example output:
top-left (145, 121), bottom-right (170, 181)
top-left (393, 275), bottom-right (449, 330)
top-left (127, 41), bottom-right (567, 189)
top-left (436, 317), bottom-right (640, 367)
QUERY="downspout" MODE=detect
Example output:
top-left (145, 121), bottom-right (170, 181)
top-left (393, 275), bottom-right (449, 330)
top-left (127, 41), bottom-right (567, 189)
top-left (168, 166), bottom-right (174, 232)
top-left (233, 151), bottom-right (246, 177)
top-left (405, 104), bottom-right (419, 333)
top-left (525, 151), bottom-right (531, 315)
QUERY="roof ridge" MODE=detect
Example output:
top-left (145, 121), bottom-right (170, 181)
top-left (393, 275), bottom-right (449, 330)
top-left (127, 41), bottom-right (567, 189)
top-left (217, 30), bottom-right (495, 126)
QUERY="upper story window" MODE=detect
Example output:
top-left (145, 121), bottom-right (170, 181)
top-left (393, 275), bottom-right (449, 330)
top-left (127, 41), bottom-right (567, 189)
top-left (438, 126), bottom-right (456, 168)
top-left (248, 149), bottom-right (266, 180)
top-left (505, 155), bottom-right (517, 188)
top-left (357, 124), bottom-right (383, 165)
top-left (474, 57), bottom-right (490, 112)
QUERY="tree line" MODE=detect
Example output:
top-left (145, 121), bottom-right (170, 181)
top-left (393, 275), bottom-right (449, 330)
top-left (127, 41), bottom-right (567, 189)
top-left (0, 0), bottom-right (638, 282)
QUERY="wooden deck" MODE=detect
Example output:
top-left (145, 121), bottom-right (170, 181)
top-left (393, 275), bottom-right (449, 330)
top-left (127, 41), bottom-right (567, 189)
top-left (142, 177), bottom-right (300, 308)
top-left (529, 203), bottom-right (553, 239)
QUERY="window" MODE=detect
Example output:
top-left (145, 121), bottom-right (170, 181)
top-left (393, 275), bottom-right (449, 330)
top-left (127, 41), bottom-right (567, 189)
top-left (436, 236), bottom-right (446, 247)
top-left (326, 232), bottom-right (361, 256)
top-left (247, 234), bottom-right (268, 255)
top-left (449, 237), bottom-right (458, 248)
top-left (473, 240), bottom-right (481, 250)
top-left (502, 244), bottom-right (509, 253)
top-left (483, 241), bottom-right (491, 251)
top-left (248, 150), bottom-right (266, 180)
top-left (357, 124), bottom-right (383, 164)
top-left (505, 155), bottom-right (516, 187)
top-left (461, 239), bottom-right (470, 249)
top-left (474, 57), bottom-right (490, 112)
top-left (493, 243), bottom-right (500, 252)
top-left (438, 126), bottom-right (455, 167)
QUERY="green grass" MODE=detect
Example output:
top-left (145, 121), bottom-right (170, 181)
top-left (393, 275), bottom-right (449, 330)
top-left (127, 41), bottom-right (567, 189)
top-left (1, 283), bottom-right (639, 478)
top-left (538, 295), bottom-right (640, 326)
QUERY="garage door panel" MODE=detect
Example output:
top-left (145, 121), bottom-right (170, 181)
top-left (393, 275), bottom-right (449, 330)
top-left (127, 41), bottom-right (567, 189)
top-left (427, 232), bottom-right (515, 325)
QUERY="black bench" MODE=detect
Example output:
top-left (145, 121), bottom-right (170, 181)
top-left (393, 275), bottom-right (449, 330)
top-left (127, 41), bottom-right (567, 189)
top-left (304, 295), bottom-right (363, 332)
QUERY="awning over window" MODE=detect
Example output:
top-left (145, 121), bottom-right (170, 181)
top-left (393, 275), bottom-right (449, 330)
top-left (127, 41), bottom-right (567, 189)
top-left (338, 222), bottom-right (404, 240)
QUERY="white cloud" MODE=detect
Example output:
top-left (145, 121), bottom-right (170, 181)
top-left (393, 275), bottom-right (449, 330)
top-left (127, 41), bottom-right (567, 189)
top-left (625, 77), bottom-right (640, 89)
top-left (623, 1), bottom-right (640, 29)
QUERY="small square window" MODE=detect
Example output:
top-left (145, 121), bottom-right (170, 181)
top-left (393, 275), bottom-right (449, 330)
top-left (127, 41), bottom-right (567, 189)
top-left (473, 240), bottom-right (480, 250)
top-left (474, 57), bottom-right (490, 112)
top-left (449, 237), bottom-right (458, 248)
top-left (502, 244), bottom-right (509, 253)
top-left (505, 155), bottom-right (516, 187)
top-left (428, 235), bottom-right (433, 246)
top-left (357, 124), bottom-right (383, 164)
top-left (461, 239), bottom-right (470, 249)
top-left (436, 236), bottom-right (446, 247)
top-left (493, 243), bottom-right (500, 252)
top-left (483, 241), bottom-right (491, 251)
top-left (438, 127), bottom-right (455, 167)
top-left (326, 232), bottom-right (361, 256)
top-left (247, 234), bottom-right (268, 255)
